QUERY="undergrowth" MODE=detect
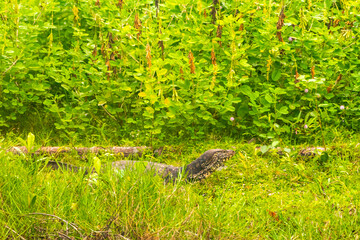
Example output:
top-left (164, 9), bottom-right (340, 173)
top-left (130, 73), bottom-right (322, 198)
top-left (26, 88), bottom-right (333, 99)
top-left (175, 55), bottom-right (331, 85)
top-left (0, 135), bottom-right (359, 239)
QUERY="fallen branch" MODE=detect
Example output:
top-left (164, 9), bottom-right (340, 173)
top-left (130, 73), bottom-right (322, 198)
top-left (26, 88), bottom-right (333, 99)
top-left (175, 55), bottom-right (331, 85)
top-left (7, 146), bottom-right (152, 157)
top-left (255, 146), bottom-right (327, 156)
top-left (255, 145), bottom-right (360, 157)
top-left (6, 144), bottom-right (359, 158)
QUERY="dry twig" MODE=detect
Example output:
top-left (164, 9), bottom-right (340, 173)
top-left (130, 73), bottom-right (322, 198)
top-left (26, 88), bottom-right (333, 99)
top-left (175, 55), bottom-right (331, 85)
top-left (4, 225), bottom-right (27, 240)
top-left (27, 212), bottom-right (83, 237)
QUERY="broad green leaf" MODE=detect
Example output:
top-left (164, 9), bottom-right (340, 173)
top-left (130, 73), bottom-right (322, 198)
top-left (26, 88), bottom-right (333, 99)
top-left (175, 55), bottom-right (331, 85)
top-left (138, 92), bottom-right (147, 97)
top-left (26, 132), bottom-right (35, 152)
top-left (278, 106), bottom-right (289, 115)
top-left (93, 156), bottom-right (101, 174)
top-left (260, 145), bottom-right (269, 154)
top-left (98, 101), bottom-right (107, 106)
top-left (146, 107), bottom-right (155, 114)
top-left (157, 69), bottom-right (167, 76)
top-left (265, 94), bottom-right (274, 103)
top-left (271, 70), bottom-right (281, 81)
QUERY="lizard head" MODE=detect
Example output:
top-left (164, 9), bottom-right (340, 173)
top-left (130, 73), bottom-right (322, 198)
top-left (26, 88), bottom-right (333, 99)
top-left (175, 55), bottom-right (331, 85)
top-left (185, 149), bottom-right (235, 181)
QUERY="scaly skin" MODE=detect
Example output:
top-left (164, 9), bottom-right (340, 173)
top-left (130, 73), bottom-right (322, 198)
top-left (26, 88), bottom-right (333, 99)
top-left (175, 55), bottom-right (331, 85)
top-left (184, 149), bottom-right (235, 181)
top-left (47, 149), bottom-right (236, 182)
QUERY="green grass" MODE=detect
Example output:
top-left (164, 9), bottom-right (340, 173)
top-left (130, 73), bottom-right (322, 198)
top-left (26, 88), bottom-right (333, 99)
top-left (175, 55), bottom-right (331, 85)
top-left (0, 136), bottom-right (359, 239)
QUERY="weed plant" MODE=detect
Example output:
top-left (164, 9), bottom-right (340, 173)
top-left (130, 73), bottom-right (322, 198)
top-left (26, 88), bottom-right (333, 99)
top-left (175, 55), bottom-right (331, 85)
top-left (0, 0), bottom-right (359, 140)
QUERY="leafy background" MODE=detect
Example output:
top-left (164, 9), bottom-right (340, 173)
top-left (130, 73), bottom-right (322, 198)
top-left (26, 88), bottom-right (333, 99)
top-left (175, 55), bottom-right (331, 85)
top-left (1, 0), bottom-right (359, 142)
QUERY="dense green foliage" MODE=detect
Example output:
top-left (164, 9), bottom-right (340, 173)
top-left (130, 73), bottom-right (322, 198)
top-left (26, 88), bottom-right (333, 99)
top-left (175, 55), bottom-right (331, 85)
top-left (1, 0), bottom-right (359, 140)
top-left (1, 137), bottom-right (359, 239)
top-left (1, 1), bottom-right (359, 238)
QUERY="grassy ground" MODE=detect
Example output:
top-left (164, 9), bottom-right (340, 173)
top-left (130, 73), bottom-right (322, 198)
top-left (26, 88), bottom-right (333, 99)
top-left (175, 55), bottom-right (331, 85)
top-left (0, 134), bottom-right (359, 239)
